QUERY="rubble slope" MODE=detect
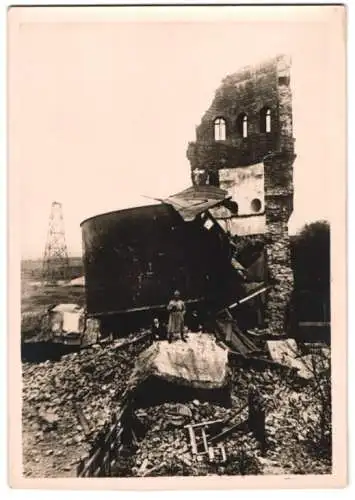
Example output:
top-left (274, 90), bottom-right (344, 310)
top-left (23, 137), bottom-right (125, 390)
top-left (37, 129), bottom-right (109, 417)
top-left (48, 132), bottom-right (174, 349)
top-left (22, 334), bottom-right (149, 477)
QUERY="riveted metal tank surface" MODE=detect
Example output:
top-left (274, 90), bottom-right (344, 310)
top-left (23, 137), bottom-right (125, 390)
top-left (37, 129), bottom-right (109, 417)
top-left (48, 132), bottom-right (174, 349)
top-left (81, 204), bottom-right (240, 318)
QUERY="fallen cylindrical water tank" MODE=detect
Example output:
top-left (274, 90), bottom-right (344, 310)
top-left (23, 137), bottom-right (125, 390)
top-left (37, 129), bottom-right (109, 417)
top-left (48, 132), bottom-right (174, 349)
top-left (81, 203), bottom-right (241, 321)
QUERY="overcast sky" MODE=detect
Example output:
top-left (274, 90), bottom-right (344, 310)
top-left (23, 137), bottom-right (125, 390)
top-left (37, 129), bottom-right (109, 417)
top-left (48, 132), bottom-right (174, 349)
top-left (10, 6), bottom-right (344, 258)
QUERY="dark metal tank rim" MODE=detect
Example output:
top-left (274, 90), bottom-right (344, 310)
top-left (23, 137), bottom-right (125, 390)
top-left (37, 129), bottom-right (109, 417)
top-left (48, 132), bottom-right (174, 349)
top-left (80, 203), bottom-right (163, 227)
top-left (86, 298), bottom-right (204, 318)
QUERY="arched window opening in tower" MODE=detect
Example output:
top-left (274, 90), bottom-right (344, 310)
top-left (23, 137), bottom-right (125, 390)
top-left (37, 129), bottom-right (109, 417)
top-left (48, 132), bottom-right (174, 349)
top-left (260, 107), bottom-right (271, 133)
top-left (237, 113), bottom-right (248, 138)
top-left (214, 117), bottom-right (226, 141)
top-left (251, 198), bottom-right (262, 213)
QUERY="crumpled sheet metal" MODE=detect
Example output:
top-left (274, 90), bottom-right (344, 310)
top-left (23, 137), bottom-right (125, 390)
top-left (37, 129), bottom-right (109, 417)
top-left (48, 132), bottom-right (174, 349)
top-left (163, 186), bottom-right (228, 222)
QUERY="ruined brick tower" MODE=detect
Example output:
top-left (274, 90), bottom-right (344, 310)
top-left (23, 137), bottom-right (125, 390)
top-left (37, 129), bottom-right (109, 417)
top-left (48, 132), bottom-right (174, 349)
top-left (187, 55), bottom-right (296, 334)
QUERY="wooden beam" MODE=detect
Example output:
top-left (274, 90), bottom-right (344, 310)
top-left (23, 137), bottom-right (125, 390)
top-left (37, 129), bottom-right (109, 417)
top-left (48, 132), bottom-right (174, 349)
top-left (209, 419), bottom-right (247, 445)
top-left (141, 461), bottom-right (167, 477)
top-left (184, 419), bottom-right (223, 429)
top-left (201, 428), bottom-right (208, 454)
top-left (208, 403), bottom-right (249, 444)
top-left (186, 425), bottom-right (198, 455)
top-left (228, 287), bottom-right (269, 310)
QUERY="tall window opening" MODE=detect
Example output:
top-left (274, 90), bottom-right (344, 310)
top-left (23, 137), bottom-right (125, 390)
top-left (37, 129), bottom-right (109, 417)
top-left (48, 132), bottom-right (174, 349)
top-left (237, 113), bottom-right (248, 138)
top-left (260, 107), bottom-right (271, 133)
top-left (214, 117), bottom-right (226, 141)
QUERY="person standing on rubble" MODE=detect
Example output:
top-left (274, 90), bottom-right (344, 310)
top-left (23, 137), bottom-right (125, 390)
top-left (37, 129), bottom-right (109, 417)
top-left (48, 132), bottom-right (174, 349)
top-left (167, 290), bottom-right (187, 343)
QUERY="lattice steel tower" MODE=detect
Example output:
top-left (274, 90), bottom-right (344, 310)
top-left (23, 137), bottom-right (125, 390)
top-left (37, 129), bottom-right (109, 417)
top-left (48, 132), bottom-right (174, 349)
top-left (42, 201), bottom-right (70, 284)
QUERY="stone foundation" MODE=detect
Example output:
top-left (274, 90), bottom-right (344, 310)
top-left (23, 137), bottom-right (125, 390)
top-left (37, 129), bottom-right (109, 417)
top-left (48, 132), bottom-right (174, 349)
top-left (264, 235), bottom-right (294, 334)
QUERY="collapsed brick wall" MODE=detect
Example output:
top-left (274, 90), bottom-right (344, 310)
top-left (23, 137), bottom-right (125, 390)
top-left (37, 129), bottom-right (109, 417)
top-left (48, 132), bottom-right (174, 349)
top-left (187, 55), bottom-right (296, 335)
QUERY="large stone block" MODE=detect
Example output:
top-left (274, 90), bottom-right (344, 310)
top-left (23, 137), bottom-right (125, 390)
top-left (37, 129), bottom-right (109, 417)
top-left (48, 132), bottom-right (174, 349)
top-left (127, 333), bottom-right (230, 391)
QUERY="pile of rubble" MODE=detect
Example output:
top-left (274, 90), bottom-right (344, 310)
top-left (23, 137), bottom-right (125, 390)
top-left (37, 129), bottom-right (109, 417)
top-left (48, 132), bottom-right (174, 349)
top-left (230, 357), bottom-right (332, 474)
top-left (113, 345), bottom-right (331, 478)
top-left (22, 333), bottom-right (150, 477)
top-left (114, 397), bottom-right (260, 478)
top-left (22, 329), bottom-right (331, 478)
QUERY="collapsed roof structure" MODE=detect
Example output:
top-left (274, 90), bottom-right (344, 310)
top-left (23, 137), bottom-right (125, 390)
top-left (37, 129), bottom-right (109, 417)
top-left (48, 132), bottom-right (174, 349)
top-left (80, 185), bottom-right (268, 339)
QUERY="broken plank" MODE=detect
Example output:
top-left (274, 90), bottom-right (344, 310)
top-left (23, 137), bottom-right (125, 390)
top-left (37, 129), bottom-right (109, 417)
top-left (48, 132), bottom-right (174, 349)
top-left (184, 419), bottom-right (223, 429)
top-left (186, 425), bottom-right (198, 455)
top-left (208, 447), bottom-right (215, 462)
top-left (131, 429), bottom-right (138, 446)
top-left (177, 454), bottom-right (192, 467)
top-left (220, 444), bottom-right (227, 462)
top-left (229, 331), bottom-right (250, 356)
top-left (209, 420), bottom-right (247, 444)
top-left (142, 461), bottom-right (167, 477)
top-left (103, 423), bottom-right (118, 445)
top-left (208, 404), bottom-right (249, 444)
top-left (201, 428), bottom-right (209, 453)
top-left (78, 445), bottom-right (102, 477)
top-left (137, 458), bottom-right (149, 476)
top-left (237, 329), bottom-right (260, 352)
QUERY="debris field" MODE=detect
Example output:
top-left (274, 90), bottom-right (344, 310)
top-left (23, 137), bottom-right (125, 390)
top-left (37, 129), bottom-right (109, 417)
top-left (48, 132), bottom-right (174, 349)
top-left (22, 333), bottom-right (149, 477)
top-left (22, 331), bottom-right (331, 478)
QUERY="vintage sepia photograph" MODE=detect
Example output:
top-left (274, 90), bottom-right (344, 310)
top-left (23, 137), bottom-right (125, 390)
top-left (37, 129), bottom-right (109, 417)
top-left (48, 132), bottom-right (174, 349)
top-left (8, 4), bottom-right (347, 489)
